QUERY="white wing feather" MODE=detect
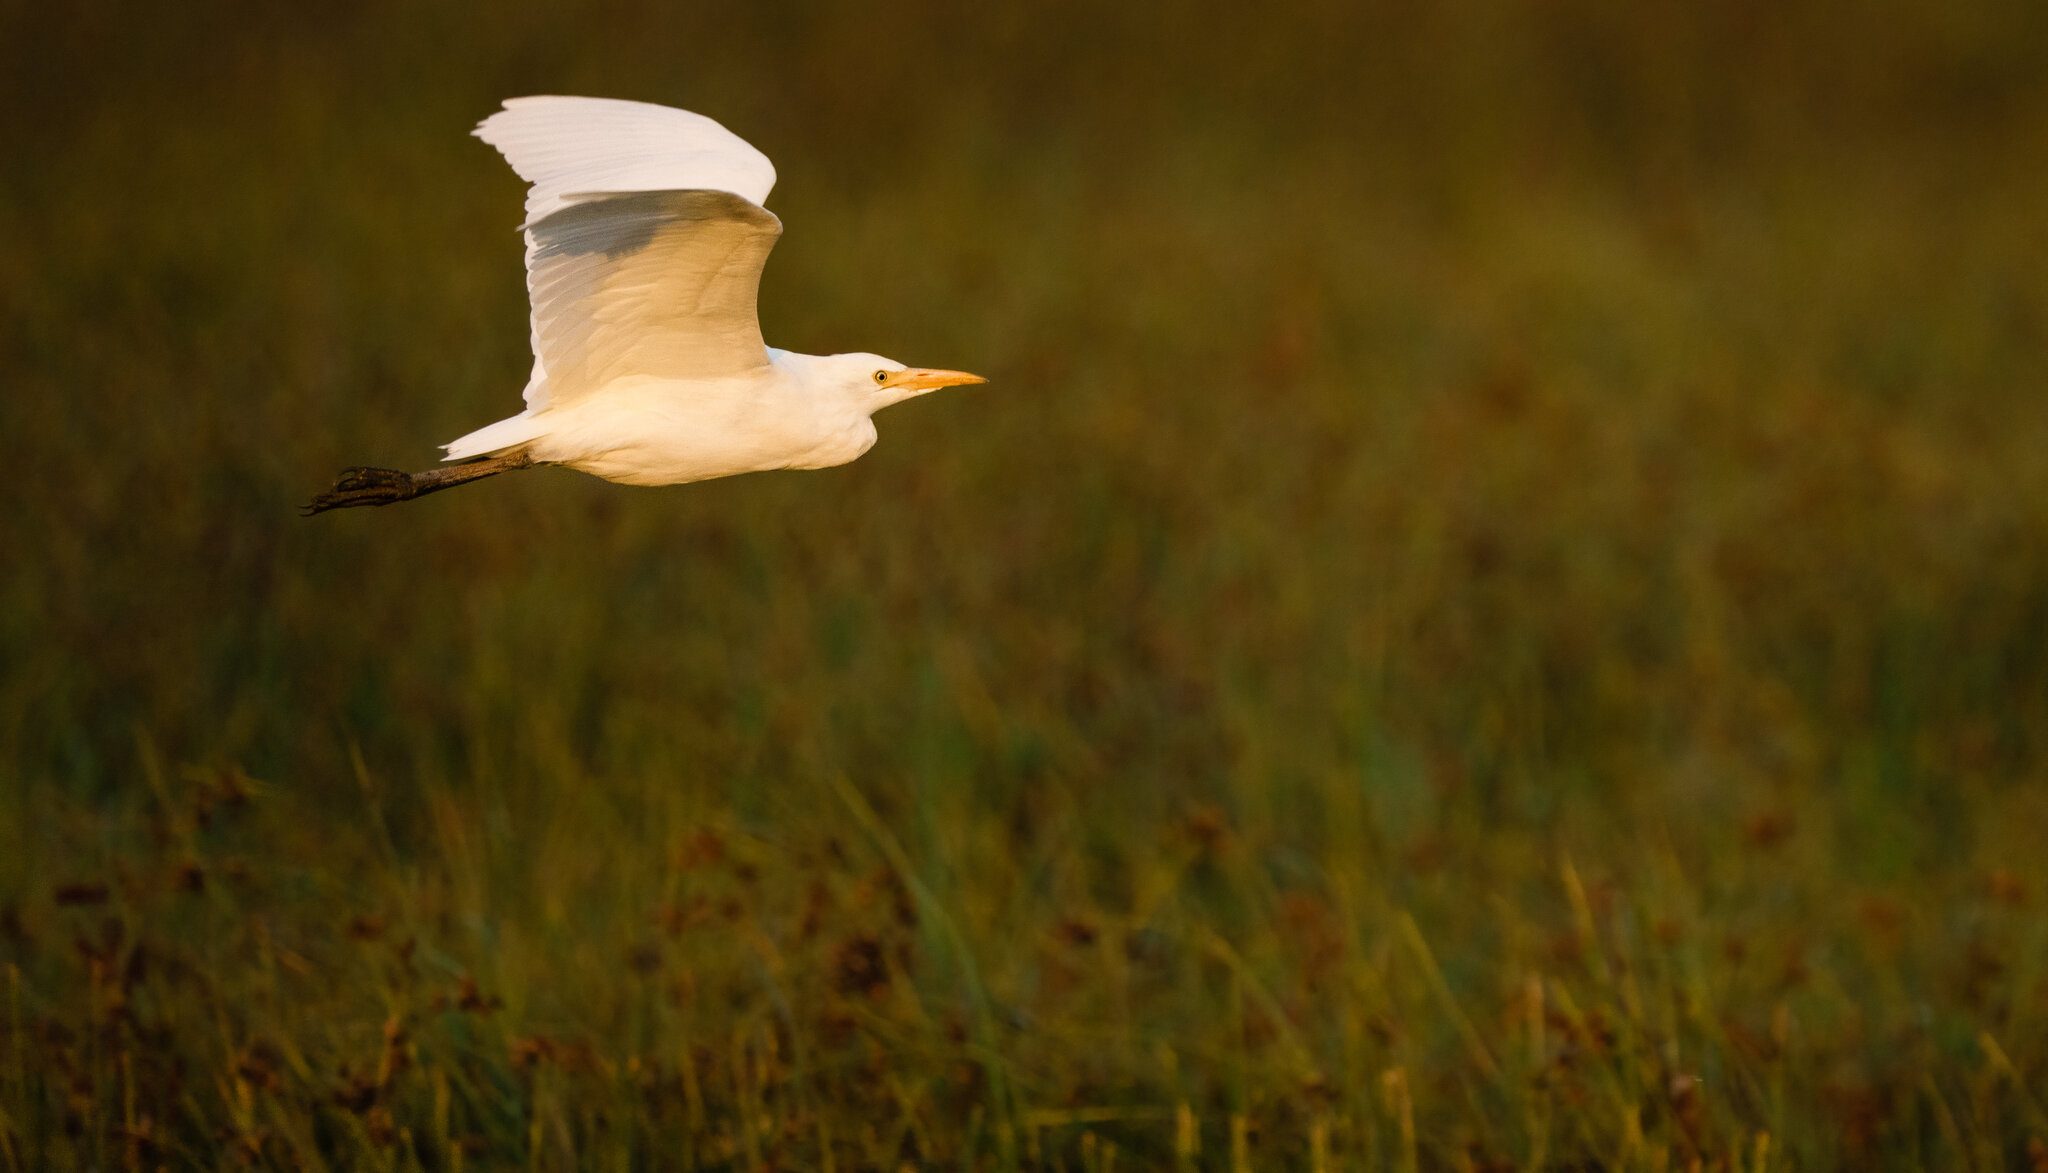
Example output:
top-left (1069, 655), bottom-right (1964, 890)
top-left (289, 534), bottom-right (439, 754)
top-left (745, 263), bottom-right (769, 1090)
top-left (476, 95), bottom-right (776, 223)
top-left (525, 189), bottom-right (782, 395)
top-left (471, 96), bottom-right (782, 414)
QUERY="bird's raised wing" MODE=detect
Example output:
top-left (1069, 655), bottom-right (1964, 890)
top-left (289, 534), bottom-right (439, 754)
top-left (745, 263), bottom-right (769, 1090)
top-left (474, 97), bottom-right (783, 408)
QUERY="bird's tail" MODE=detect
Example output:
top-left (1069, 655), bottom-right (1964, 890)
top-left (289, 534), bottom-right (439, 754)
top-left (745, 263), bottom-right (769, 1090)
top-left (443, 411), bottom-right (548, 463)
top-left (302, 449), bottom-right (533, 515)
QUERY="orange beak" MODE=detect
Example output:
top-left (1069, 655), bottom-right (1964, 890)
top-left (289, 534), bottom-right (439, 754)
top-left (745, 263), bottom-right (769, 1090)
top-left (894, 367), bottom-right (988, 392)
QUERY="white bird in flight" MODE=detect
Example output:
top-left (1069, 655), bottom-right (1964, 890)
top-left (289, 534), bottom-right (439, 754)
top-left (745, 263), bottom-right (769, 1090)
top-left (307, 95), bottom-right (986, 514)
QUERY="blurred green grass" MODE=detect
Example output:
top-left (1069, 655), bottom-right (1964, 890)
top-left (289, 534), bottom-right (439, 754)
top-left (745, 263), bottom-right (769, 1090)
top-left (5, 0), bottom-right (2048, 1166)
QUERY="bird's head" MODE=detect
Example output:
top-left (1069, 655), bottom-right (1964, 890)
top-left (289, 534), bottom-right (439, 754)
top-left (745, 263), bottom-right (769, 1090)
top-left (829, 353), bottom-right (987, 413)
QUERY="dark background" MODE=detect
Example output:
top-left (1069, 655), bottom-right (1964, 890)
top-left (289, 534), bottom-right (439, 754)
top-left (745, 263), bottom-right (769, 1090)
top-left (4, 1), bottom-right (2047, 1166)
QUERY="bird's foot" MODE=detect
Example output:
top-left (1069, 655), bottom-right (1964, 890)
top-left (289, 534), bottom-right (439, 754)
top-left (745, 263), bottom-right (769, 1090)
top-left (334, 466), bottom-right (416, 492)
top-left (301, 467), bottom-right (420, 515)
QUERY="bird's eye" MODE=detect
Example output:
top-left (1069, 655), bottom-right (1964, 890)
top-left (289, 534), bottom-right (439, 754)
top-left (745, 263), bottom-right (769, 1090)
top-left (873, 370), bottom-right (890, 384)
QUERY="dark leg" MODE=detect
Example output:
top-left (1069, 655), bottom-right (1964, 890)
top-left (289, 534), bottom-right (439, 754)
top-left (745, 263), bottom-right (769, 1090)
top-left (302, 449), bottom-right (534, 515)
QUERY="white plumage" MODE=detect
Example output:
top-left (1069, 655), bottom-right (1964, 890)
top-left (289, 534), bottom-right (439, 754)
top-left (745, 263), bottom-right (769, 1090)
top-left (478, 95), bottom-right (777, 225)
top-left (308, 95), bottom-right (983, 513)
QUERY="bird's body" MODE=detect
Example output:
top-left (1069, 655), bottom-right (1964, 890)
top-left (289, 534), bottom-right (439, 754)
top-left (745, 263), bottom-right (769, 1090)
top-left (471, 351), bottom-right (880, 487)
top-left (307, 97), bottom-right (983, 513)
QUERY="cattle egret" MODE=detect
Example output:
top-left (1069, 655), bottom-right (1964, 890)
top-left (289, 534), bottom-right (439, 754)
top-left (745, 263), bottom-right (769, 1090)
top-left (305, 96), bottom-right (986, 514)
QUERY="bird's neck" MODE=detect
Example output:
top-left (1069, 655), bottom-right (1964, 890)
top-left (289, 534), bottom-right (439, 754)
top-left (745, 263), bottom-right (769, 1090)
top-left (765, 348), bottom-right (836, 383)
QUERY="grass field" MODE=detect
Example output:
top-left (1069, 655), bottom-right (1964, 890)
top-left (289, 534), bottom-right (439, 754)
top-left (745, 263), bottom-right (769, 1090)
top-left (5, 1), bottom-right (2048, 1167)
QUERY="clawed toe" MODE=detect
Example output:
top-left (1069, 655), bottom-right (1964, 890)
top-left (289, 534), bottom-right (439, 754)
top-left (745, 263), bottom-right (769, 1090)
top-left (302, 449), bottom-right (529, 517)
top-left (302, 466), bottom-right (421, 515)
top-left (335, 467), bottom-right (413, 492)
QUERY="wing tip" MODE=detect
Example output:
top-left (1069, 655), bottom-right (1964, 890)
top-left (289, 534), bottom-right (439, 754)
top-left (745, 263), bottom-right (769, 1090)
top-left (473, 95), bottom-right (592, 140)
top-left (471, 95), bottom-right (780, 215)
